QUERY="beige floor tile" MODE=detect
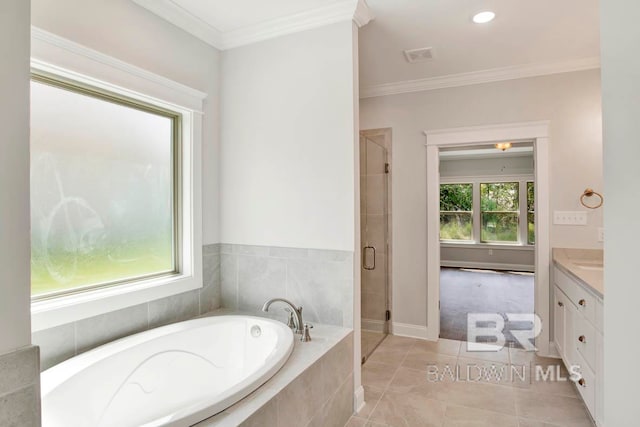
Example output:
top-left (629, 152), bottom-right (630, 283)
top-left (527, 373), bottom-right (579, 397)
top-left (402, 349), bottom-right (458, 372)
top-left (440, 381), bottom-right (517, 416)
top-left (344, 417), bottom-right (369, 427)
top-left (356, 386), bottom-right (384, 419)
top-left (388, 366), bottom-right (453, 396)
top-left (377, 335), bottom-right (417, 351)
top-left (509, 348), bottom-right (564, 369)
top-left (517, 419), bottom-right (562, 427)
top-left (362, 361), bottom-right (399, 389)
top-left (412, 338), bottom-right (461, 356)
top-left (456, 357), bottom-right (517, 386)
top-left (369, 390), bottom-right (447, 427)
top-left (367, 343), bottom-right (411, 366)
top-left (515, 389), bottom-right (594, 426)
top-left (458, 342), bottom-right (510, 364)
top-left (388, 367), bottom-right (518, 416)
top-left (359, 337), bottom-right (592, 427)
top-left (362, 331), bottom-right (386, 359)
top-left (443, 404), bottom-right (519, 427)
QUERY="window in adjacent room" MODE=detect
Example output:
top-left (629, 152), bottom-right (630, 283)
top-left (439, 183), bottom-right (473, 241)
top-left (480, 182), bottom-right (519, 243)
top-left (527, 181), bottom-right (535, 245)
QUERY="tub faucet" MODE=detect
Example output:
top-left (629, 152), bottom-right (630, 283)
top-left (261, 298), bottom-right (305, 335)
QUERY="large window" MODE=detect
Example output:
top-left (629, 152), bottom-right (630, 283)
top-left (440, 179), bottom-right (534, 245)
top-left (480, 182), bottom-right (519, 243)
top-left (440, 184), bottom-right (473, 240)
top-left (30, 74), bottom-right (180, 298)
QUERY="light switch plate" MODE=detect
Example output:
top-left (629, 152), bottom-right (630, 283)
top-left (553, 211), bottom-right (588, 225)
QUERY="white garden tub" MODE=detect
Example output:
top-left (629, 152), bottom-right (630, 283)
top-left (41, 315), bottom-right (294, 427)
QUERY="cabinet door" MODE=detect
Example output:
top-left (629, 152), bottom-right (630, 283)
top-left (596, 332), bottom-right (604, 426)
top-left (554, 287), bottom-right (566, 360)
top-left (564, 298), bottom-right (577, 368)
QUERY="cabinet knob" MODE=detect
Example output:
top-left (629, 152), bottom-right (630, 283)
top-left (558, 301), bottom-right (564, 307)
top-left (578, 335), bottom-right (586, 343)
top-left (578, 378), bottom-right (586, 387)
top-left (579, 299), bottom-right (586, 307)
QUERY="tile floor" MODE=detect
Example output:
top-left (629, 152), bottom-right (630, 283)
top-left (346, 335), bottom-right (595, 427)
top-left (362, 330), bottom-right (386, 361)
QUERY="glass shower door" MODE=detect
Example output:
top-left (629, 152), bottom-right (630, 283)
top-left (360, 135), bottom-right (389, 361)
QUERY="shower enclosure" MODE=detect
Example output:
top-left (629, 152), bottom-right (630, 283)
top-left (360, 130), bottom-right (391, 361)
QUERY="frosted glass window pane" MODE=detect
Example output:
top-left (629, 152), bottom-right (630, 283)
top-left (30, 80), bottom-right (176, 297)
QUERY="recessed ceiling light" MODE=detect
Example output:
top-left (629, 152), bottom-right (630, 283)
top-left (473, 11), bottom-right (496, 24)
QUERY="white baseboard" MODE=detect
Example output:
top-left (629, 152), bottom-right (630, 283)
top-left (391, 322), bottom-right (436, 341)
top-left (441, 260), bottom-right (534, 272)
top-left (354, 385), bottom-right (365, 414)
top-left (362, 318), bottom-right (385, 332)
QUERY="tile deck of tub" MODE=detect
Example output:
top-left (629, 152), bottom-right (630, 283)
top-left (347, 335), bottom-right (595, 427)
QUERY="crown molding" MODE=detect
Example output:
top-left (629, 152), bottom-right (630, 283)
top-left (360, 56), bottom-right (601, 99)
top-left (131, 0), bottom-right (223, 48)
top-left (132, 0), bottom-right (373, 51)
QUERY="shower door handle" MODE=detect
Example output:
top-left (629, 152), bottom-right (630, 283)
top-left (363, 246), bottom-right (376, 270)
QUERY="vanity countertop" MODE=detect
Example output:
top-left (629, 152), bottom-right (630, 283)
top-left (553, 247), bottom-right (604, 299)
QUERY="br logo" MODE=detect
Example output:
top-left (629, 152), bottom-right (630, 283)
top-left (466, 313), bottom-right (542, 351)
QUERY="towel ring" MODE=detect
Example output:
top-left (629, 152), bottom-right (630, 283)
top-left (580, 188), bottom-right (603, 209)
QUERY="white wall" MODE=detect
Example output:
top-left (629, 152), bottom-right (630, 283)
top-left (601, 1), bottom-right (640, 424)
top-left (32, 0), bottom-right (222, 244)
top-left (0, 0), bottom-right (31, 355)
top-left (220, 21), bottom-right (358, 251)
top-left (360, 70), bottom-right (603, 326)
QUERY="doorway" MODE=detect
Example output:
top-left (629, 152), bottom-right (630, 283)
top-left (360, 129), bottom-right (392, 361)
top-left (425, 121), bottom-right (551, 355)
top-left (438, 144), bottom-right (536, 347)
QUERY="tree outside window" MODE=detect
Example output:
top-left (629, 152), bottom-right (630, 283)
top-left (480, 182), bottom-right (519, 243)
top-left (440, 184), bottom-right (473, 240)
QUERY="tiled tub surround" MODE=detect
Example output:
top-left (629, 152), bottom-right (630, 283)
top-left (220, 244), bottom-right (354, 328)
top-left (0, 346), bottom-right (41, 425)
top-left (194, 321), bottom-right (354, 427)
top-left (33, 244), bottom-right (222, 371)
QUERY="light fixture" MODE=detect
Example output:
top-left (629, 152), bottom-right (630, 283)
top-left (473, 11), bottom-right (496, 24)
top-left (495, 142), bottom-right (512, 151)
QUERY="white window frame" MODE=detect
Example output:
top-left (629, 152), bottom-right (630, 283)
top-left (440, 175), bottom-right (534, 246)
top-left (30, 28), bottom-right (206, 332)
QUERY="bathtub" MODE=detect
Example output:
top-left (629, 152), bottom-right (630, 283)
top-left (41, 315), bottom-right (294, 427)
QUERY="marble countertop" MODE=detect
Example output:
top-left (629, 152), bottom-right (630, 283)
top-left (553, 248), bottom-right (604, 299)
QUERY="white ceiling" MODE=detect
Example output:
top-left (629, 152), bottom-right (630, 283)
top-left (359, 0), bottom-right (600, 88)
top-left (171, 0), bottom-right (338, 32)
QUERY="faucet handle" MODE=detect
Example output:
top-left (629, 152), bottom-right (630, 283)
top-left (284, 308), bottom-right (296, 330)
top-left (301, 323), bottom-right (313, 342)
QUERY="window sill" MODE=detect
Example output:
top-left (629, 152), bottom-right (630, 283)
top-left (31, 270), bottom-right (202, 332)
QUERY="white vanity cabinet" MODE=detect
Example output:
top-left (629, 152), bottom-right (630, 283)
top-left (553, 265), bottom-right (604, 426)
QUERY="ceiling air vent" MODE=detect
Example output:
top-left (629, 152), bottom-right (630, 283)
top-left (403, 47), bottom-right (434, 63)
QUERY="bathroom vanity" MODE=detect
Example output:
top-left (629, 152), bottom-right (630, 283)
top-left (553, 248), bottom-right (604, 427)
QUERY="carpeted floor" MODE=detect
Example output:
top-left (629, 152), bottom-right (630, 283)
top-left (440, 267), bottom-right (535, 348)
